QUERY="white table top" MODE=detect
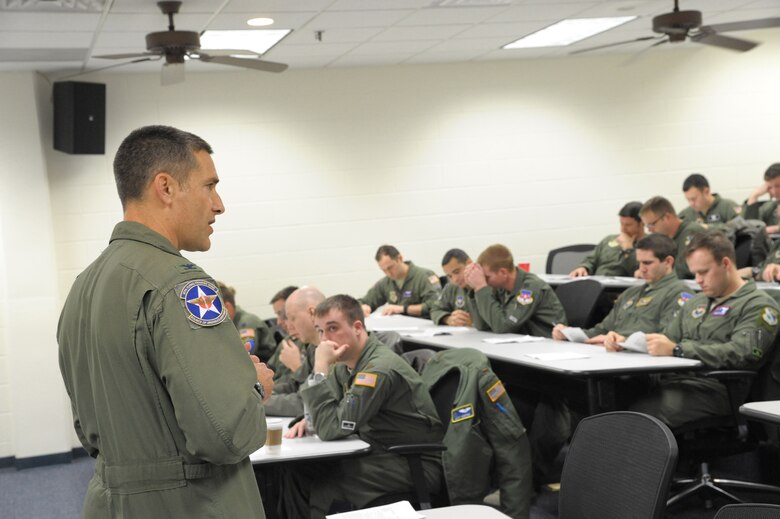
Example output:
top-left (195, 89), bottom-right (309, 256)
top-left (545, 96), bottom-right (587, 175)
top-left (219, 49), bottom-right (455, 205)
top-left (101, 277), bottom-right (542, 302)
top-left (422, 504), bottom-right (511, 518)
top-left (250, 416), bottom-right (371, 465)
top-left (740, 400), bottom-right (780, 425)
top-left (538, 273), bottom-right (644, 288)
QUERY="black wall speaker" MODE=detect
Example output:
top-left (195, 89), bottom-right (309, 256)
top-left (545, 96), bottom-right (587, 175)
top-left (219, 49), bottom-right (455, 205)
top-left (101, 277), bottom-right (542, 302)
top-left (53, 81), bottom-right (106, 155)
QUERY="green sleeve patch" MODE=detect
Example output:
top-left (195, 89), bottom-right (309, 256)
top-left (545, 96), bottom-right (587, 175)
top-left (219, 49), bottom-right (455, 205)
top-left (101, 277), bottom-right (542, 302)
top-left (759, 307), bottom-right (779, 329)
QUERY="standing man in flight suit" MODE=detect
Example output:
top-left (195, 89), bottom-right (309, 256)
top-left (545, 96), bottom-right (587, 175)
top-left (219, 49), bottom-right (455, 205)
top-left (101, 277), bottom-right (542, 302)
top-left (58, 125), bottom-right (274, 518)
top-left (359, 244), bottom-right (442, 318)
top-left (217, 281), bottom-right (277, 361)
top-left (640, 196), bottom-right (705, 279)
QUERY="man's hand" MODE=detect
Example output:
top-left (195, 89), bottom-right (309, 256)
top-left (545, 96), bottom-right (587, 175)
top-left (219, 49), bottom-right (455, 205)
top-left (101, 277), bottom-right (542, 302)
top-left (444, 310), bottom-right (472, 327)
top-left (250, 355), bottom-right (274, 401)
top-left (767, 225), bottom-right (780, 235)
top-left (552, 324), bottom-right (568, 341)
top-left (361, 304), bottom-right (372, 317)
top-left (645, 333), bottom-right (675, 356)
top-left (381, 304), bottom-right (404, 316)
top-left (313, 340), bottom-right (349, 374)
top-left (464, 263), bottom-right (488, 291)
top-left (569, 267), bottom-right (589, 278)
top-left (603, 332), bottom-right (625, 352)
top-left (279, 339), bottom-right (302, 373)
top-left (762, 264), bottom-right (780, 282)
top-left (616, 232), bottom-right (634, 250)
top-left (285, 420), bottom-right (307, 439)
top-left (748, 182), bottom-right (769, 205)
top-left (584, 334), bottom-right (606, 345)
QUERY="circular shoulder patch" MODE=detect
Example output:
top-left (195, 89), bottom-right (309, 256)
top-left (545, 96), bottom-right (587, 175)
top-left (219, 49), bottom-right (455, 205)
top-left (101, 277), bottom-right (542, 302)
top-left (179, 280), bottom-right (227, 327)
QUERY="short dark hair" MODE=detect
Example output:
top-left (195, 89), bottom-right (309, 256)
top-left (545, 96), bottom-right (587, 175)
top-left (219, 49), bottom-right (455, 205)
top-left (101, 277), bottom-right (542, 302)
top-left (618, 201), bottom-right (643, 222)
top-left (636, 234), bottom-right (676, 262)
top-left (269, 285), bottom-right (298, 305)
top-left (641, 196), bottom-right (676, 218)
top-left (216, 281), bottom-right (236, 306)
top-left (314, 294), bottom-right (365, 327)
top-left (682, 173), bottom-right (709, 192)
top-left (685, 230), bottom-right (735, 263)
top-left (113, 125), bottom-right (213, 209)
top-left (441, 248), bottom-right (470, 266)
top-left (765, 163), bottom-right (780, 181)
top-left (375, 245), bottom-right (401, 262)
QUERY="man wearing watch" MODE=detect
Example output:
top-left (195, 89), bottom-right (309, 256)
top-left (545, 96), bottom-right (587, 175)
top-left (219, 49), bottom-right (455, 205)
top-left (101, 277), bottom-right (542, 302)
top-left (629, 230), bottom-right (780, 428)
top-left (285, 294), bottom-right (443, 518)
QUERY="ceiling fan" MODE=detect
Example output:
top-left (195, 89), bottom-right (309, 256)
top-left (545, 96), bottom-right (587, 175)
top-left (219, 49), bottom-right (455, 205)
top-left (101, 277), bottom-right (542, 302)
top-left (571, 0), bottom-right (780, 55)
top-left (94, 1), bottom-right (288, 85)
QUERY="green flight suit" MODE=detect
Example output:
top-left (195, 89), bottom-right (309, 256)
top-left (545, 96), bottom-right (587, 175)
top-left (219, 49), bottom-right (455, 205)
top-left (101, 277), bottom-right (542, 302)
top-left (429, 282), bottom-right (487, 330)
top-left (671, 220), bottom-right (706, 279)
top-left (359, 261), bottom-right (442, 317)
top-left (233, 306), bottom-right (277, 362)
top-left (744, 199), bottom-right (780, 227)
top-left (57, 221), bottom-right (266, 518)
top-left (577, 234), bottom-right (639, 277)
top-left (300, 335), bottom-right (443, 517)
top-left (630, 280), bottom-right (780, 428)
top-left (678, 194), bottom-right (738, 227)
top-left (422, 348), bottom-right (533, 519)
top-left (471, 268), bottom-right (567, 337)
top-left (264, 341), bottom-right (316, 416)
top-left (755, 239), bottom-right (780, 277)
top-left (584, 273), bottom-right (692, 338)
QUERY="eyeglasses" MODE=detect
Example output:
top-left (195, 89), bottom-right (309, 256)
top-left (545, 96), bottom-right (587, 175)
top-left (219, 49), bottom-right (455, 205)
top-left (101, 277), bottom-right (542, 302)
top-left (644, 213), bottom-right (667, 230)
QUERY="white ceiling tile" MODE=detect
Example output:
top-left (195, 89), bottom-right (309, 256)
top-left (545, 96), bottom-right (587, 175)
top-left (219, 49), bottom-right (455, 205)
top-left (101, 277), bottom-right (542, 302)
top-left (329, 54), bottom-right (409, 67)
top-left (222, 0), bottom-right (336, 13)
top-left (0, 12), bottom-right (100, 31)
top-left (330, 0), bottom-right (431, 9)
top-left (372, 24), bottom-right (471, 41)
top-left (350, 40), bottom-right (439, 55)
top-left (455, 21), bottom-right (548, 39)
top-left (304, 10), bottom-right (416, 29)
top-left (102, 13), bottom-right (212, 32)
top-left (427, 36), bottom-right (510, 52)
top-left (266, 43), bottom-right (356, 58)
top-left (0, 31), bottom-right (92, 48)
top-left (283, 27), bottom-right (384, 45)
top-left (207, 12), bottom-right (318, 31)
top-left (398, 6), bottom-right (510, 25)
top-left (492, 3), bottom-right (599, 22)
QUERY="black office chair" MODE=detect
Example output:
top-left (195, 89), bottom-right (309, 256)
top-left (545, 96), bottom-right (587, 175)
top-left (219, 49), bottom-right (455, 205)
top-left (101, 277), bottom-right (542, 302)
top-left (714, 503), bottom-right (780, 518)
top-left (373, 330), bottom-right (404, 355)
top-left (554, 278), bottom-right (607, 328)
top-left (559, 411), bottom-right (678, 519)
top-left (546, 243), bottom-right (596, 275)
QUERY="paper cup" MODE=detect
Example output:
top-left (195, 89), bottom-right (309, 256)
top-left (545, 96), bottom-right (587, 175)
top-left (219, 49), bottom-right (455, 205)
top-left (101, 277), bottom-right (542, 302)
top-left (265, 418), bottom-right (283, 454)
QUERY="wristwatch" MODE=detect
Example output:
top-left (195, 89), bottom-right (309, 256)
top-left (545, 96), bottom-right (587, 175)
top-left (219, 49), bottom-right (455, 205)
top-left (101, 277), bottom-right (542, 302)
top-left (672, 344), bottom-right (684, 358)
top-left (254, 382), bottom-right (265, 399)
top-left (402, 302), bottom-right (410, 315)
top-left (309, 372), bottom-right (327, 386)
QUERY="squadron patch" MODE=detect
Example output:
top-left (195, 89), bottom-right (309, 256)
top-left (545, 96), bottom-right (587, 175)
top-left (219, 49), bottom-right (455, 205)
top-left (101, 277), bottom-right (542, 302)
top-left (451, 404), bottom-right (475, 423)
top-left (678, 292), bottom-right (693, 307)
top-left (179, 280), bottom-right (227, 327)
top-left (517, 290), bottom-right (534, 306)
top-left (691, 304), bottom-right (707, 319)
top-left (636, 296), bottom-right (654, 307)
top-left (608, 239), bottom-right (619, 248)
top-left (711, 305), bottom-right (730, 317)
top-left (429, 275), bottom-right (440, 285)
top-left (486, 380), bottom-right (506, 402)
top-left (389, 291), bottom-right (399, 303)
top-left (455, 294), bottom-right (465, 308)
top-left (622, 298), bottom-right (634, 310)
top-left (762, 307), bottom-right (778, 327)
top-left (354, 372), bottom-right (378, 388)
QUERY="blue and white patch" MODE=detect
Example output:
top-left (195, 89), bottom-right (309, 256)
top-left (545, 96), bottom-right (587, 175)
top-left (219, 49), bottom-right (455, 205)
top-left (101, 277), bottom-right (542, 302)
top-left (691, 304), bottom-right (707, 319)
top-left (711, 305), bottom-right (731, 317)
top-left (179, 280), bottom-right (227, 327)
top-left (762, 307), bottom-right (778, 327)
top-left (402, 290), bottom-right (413, 299)
top-left (451, 404), bottom-right (475, 423)
top-left (455, 294), bottom-right (465, 308)
top-left (517, 289), bottom-right (534, 306)
top-left (678, 292), bottom-right (693, 307)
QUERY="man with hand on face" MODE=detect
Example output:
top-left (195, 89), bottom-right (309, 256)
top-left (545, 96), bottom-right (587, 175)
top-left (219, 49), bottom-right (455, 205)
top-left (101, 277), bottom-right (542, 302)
top-left (744, 163), bottom-right (780, 234)
top-left (464, 244), bottom-right (566, 337)
top-left (285, 295), bottom-right (443, 518)
top-left (627, 230), bottom-right (780, 427)
top-left (430, 248), bottom-right (486, 329)
top-left (554, 234), bottom-right (692, 347)
top-left (359, 244), bottom-right (442, 318)
top-left (570, 201), bottom-right (645, 278)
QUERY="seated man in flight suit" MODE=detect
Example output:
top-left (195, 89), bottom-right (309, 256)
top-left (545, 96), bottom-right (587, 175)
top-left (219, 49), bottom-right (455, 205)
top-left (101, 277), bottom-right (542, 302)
top-left (285, 294), bottom-right (443, 518)
top-left (744, 163), bottom-right (780, 235)
top-left (553, 234), bottom-right (692, 345)
top-left (359, 244), bottom-right (442, 318)
top-left (216, 281), bottom-right (277, 362)
top-left (430, 248), bottom-right (484, 328)
top-left (678, 173), bottom-right (738, 228)
top-left (640, 196), bottom-right (705, 280)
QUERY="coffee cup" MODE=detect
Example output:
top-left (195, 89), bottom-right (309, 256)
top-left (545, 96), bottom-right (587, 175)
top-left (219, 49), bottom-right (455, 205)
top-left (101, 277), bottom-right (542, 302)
top-left (266, 418), bottom-right (283, 454)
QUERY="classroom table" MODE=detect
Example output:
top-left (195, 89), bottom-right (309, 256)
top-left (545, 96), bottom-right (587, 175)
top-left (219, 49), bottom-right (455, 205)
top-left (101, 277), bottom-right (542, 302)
top-left (740, 400), bottom-right (780, 426)
top-left (422, 504), bottom-right (511, 518)
top-left (538, 273), bottom-right (643, 289)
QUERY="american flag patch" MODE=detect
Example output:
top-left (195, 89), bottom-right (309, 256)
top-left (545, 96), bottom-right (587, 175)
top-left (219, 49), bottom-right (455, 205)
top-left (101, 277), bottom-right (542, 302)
top-left (486, 380), bottom-right (506, 402)
top-left (354, 372), bottom-right (378, 388)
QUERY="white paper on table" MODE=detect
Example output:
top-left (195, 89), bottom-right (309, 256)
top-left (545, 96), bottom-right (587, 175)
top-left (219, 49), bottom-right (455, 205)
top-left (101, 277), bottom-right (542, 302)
top-left (372, 327), bottom-right (421, 332)
top-left (525, 351), bottom-right (590, 361)
top-left (400, 327), bottom-right (470, 338)
top-left (482, 335), bottom-right (545, 344)
top-left (326, 500), bottom-right (424, 519)
top-left (561, 327), bottom-right (589, 343)
top-left (618, 331), bottom-right (648, 353)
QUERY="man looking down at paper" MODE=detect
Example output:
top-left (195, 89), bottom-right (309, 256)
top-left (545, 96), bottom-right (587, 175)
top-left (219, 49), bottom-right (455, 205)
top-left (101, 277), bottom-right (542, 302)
top-left (552, 234), bottom-right (691, 349)
top-left (627, 230), bottom-right (780, 427)
top-left (430, 248), bottom-right (485, 328)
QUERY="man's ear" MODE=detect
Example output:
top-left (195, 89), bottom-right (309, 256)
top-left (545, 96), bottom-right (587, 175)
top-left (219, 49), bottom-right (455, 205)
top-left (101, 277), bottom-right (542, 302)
top-left (152, 172), bottom-right (176, 205)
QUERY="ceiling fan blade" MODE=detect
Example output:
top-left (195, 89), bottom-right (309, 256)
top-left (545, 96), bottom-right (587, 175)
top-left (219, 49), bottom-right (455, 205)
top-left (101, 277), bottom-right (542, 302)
top-left (691, 32), bottom-right (758, 52)
top-left (94, 52), bottom-right (159, 60)
top-left (621, 37), bottom-right (668, 66)
top-left (197, 54), bottom-right (288, 73)
top-left (702, 17), bottom-right (780, 34)
top-left (161, 63), bottom-right (185, 85)
top-left (197, 49), bottom-right (260, 57)
top-left (569, 35), bottom-right (659, 55)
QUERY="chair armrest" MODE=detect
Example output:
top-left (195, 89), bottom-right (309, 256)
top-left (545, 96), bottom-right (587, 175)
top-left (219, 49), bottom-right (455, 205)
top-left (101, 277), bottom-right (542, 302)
top-left (699, 370), bottom-right (756, 380)
top-left (387, 443), bottom-right (447, 455)
top-left (697, 370), bottom-right (757, 424)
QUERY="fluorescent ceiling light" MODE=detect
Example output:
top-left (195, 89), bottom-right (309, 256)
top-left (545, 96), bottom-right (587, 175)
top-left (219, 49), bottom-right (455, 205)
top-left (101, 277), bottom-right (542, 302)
top-left (247, 17), bottom-right (274, 27)
top-left (503, 16), bottom-right (636, 49)
top-left (201, 29), bottom-right (290, 55)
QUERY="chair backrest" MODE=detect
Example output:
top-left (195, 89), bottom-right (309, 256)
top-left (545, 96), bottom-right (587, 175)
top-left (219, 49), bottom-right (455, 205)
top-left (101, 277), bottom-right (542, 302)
top-left (373, 330), bottom-right (404, 355)
top-left (714, 503), bottom-right (780, 519)
top-left (546, 243), bottom-right (596, 274)
top-left (554, 278), bottom-right (606, 328)
top-left (429, 369), bottom-right (460, 434)
top-left (559, 411), bottom-right (678, 519)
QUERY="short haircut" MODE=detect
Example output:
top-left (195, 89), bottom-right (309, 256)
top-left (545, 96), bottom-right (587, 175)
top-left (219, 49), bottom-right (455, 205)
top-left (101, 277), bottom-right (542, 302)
top-left (314, 294), bottom-right (365, 327)
top-left (685, 230), bottom-right (735, 263)
top-left (375, 245), bottom-right (401, 262)
top-left (216, 282), bottom-right (236, 306)
top-left (641, 196), bottom-right (676, 218)
top-left (113, 125), bottom-right (213, 209)
top-left (618, 201), bottom-right (643, 222)
top-left (682, 173), bottom-right (709, 192)
top-left (441, 248), bottom-right (470, 266)
top-left (765, 163), bottom-right (780, 181)
top-left (636, 234), bottom-right (676, 262)
top-left (477, 244), bottom-right (514, 272)
top-left (269, 285), bottom-right (298, 305)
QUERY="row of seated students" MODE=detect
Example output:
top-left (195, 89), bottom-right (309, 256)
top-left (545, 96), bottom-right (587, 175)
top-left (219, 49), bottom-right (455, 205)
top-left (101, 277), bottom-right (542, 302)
top-left (221, 220), bottom-right (780, 518)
